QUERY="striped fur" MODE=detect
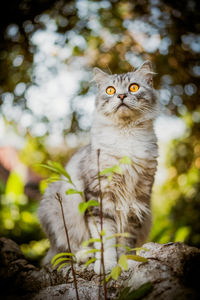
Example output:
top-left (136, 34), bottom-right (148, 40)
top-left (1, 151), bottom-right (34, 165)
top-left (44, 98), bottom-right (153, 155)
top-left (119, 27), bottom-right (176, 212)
top-left (38, 61), bottom-right (159, 273)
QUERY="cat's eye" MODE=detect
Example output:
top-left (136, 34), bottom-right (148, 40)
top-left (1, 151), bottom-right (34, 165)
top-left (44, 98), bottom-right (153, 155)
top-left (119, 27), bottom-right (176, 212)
top-left (129, 83), bottom-right (139, 93)
top-left (106, 86), bottom-right (116, 95)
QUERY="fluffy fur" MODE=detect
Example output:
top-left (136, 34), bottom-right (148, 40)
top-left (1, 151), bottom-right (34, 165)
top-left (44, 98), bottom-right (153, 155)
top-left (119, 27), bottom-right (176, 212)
top-left (38, 61), bottom-right (159, 274)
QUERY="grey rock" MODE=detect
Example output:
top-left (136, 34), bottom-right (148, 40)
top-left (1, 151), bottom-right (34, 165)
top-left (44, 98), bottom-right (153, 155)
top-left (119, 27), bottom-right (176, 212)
top-left (0, 237), bottom-right (200, 299)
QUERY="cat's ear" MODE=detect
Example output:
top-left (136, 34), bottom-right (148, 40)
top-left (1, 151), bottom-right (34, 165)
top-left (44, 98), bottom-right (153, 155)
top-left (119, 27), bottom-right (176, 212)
top-left (93, 67), bottom-right (109, 84)
top-left (136, 60), bottom-right (155, 87)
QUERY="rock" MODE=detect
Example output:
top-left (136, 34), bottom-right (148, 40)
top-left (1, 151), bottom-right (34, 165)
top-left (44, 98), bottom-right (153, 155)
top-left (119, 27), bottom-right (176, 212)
top-left (126, 242), bottom-right (200, 300)
top-left (0, 237), bottom-right (200, 299)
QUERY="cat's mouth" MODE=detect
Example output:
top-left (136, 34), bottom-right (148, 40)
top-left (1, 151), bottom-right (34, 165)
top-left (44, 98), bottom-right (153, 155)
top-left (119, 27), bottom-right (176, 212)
top-left (117, 103), bottom-right (130, 110)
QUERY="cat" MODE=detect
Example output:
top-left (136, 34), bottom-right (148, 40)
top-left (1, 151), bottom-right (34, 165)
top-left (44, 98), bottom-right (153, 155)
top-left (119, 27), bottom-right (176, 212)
top-left (38, 61), bottom-right (159, 274)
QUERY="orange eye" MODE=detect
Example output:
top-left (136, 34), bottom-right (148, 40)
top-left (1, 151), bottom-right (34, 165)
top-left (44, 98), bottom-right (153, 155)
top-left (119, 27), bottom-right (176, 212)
top-left (106, 86), bottom-right (116, 95)
top-left (129, 83), bottom-right (139, 93)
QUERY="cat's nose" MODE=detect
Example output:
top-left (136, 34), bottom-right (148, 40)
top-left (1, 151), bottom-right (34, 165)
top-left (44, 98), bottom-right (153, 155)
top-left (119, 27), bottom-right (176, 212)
top-left (117, 94), bottom-right (127, 101)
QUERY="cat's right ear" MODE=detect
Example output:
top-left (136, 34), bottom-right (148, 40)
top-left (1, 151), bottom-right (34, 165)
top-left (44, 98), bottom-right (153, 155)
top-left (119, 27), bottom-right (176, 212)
top-left (135, 61), bottom-right (156, 87)
top-left (93, 67), bottom-right (109, 84)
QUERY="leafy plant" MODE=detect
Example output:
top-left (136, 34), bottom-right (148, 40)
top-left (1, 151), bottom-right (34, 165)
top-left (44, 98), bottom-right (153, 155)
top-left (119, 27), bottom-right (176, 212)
top-left (117, 282), bottom-right (152, 300)
top-left (41, 154), bottom-right (149, 300)
top-left (39, 161), bottom-right (73, 185)
top-left (100, 155), bottom-right (132, 181)
top-left (51, 252), bottom-right (76, 270)
top-left (105, 248), bottom-right (148, 283)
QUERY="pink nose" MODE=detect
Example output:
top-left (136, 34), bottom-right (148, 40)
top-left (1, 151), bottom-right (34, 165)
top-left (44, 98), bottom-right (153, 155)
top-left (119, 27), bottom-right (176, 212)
top-left (117, 94), bottom-right (127, 100)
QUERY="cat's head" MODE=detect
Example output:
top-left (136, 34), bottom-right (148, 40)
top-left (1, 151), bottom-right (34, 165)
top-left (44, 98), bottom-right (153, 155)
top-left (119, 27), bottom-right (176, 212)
top-left (93, 61), bottom-right (158, 124)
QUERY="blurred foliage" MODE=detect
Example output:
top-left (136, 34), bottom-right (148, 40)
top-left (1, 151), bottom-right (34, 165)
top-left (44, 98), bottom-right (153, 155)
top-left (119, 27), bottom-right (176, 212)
top-left (0, 170), bottom-right (48, 264)
top-left (151, 116), bottom-right (200, 247)
top-left (0, 0), bottom-right (200, 263)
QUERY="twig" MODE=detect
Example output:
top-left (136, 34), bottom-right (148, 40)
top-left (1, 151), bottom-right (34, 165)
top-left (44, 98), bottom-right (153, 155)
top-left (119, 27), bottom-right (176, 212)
top-left (56, 192), bottom-right (80, 300)
top-left (97, 149), bottom-right (107, 300)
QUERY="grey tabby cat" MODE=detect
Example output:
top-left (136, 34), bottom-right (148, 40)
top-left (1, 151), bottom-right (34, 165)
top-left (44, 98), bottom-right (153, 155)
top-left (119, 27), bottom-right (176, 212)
top-left (38, 61), bottom-right (159, 274)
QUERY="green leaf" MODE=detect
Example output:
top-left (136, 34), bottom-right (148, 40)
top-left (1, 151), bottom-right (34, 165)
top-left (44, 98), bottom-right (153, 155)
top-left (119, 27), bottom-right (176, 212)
top-left (84, 257), bottom-right (96, 267)
top-left (112, 165), bottom-right (123, 174)
top-left (66, 188), bottom-right (83, 196)
top-left (46, 175), bottom-right (61, 183)
top-left (100, 165), bottom-right (123, 176)
top-left (78, 202), bottom-right (88, 214)
top-left (82, 238), bottom-right (101, 247)
top-left (100, 230), bottom-right (106, 236)
top-left (57, 263), bottom-right (69, 271)
top-left (38, 163), bottom-right (60, 173)
top-left (78, 199), bottom-right (99, 214)
top-left (117, 287), bottom-right (131, 300)
top-left (85, 249), bottom-right (101, 254)
top-left (106, 232), bottom-right (130, 240)
top-left (105, 274), bottom-right (112, 282)
top-left (126, 255), bottom-right (148, 263)
top-left (53, 257), bottom-right (73, 268)
top-left (87, 199), bottom-right (100, 207)
top-left (120, 156), bottom-right (132, 165)
top-left (51, 252), bottom-right (75, 264)
top-left (130, 247), bottom-right (150, 255)
top-left (118, 254), bottom-right (128, 271)
top-left (38, 161), bottom-right (73, 184)
top-left (100, 167), bottom-right (114, 175)
top-left (125, 282), bottom-right (152, 300)
top-left (110, 265), bottom-right (122, 280)
top-left (131, 247), bottom-right (149, 252)
top-left (47, 161), bottom-right (72, 183)
top-left (109, 244), bottom-right (131, 251)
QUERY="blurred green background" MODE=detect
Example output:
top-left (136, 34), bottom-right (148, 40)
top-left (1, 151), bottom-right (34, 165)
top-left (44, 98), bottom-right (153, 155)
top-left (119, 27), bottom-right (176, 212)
top-left (0, 0), bottom-right (200, 265)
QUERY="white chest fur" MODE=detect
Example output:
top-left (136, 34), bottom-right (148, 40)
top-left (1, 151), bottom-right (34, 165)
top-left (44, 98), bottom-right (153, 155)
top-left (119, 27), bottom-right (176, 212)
top-left (91, 120), bottom-right (158, 162)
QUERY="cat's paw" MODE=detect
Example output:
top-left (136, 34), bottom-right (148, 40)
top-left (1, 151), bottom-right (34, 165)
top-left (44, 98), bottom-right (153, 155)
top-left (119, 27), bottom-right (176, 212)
top-left (94, 259), bottom-right (117, 275)
top-left (75, 248), bottom-right (93, 264)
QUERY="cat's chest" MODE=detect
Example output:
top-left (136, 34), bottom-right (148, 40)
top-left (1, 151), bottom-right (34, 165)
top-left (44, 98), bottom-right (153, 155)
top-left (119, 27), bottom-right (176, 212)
top-left (93, 127), bottom-right (157, 162)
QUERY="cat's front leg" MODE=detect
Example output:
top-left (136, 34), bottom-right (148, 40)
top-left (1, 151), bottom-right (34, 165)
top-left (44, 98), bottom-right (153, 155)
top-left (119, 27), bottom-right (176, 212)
top-left (88, 218), bottom-right (117, 275)
top-left (117, 235), bottom-right (137, 269)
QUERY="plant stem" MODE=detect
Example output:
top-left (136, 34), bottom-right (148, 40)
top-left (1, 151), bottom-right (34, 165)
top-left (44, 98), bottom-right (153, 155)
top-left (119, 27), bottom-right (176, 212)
top-left (56, 192), bottom-right (80, 300)
top-left (97, 149), bottom-right (107, 300)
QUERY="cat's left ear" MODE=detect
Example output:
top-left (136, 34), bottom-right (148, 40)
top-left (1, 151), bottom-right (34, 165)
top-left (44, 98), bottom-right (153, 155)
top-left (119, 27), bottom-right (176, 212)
top-left (93, 67), bottom-right (109, 84)
top-left (136, 60), bottom-right (155, 87)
